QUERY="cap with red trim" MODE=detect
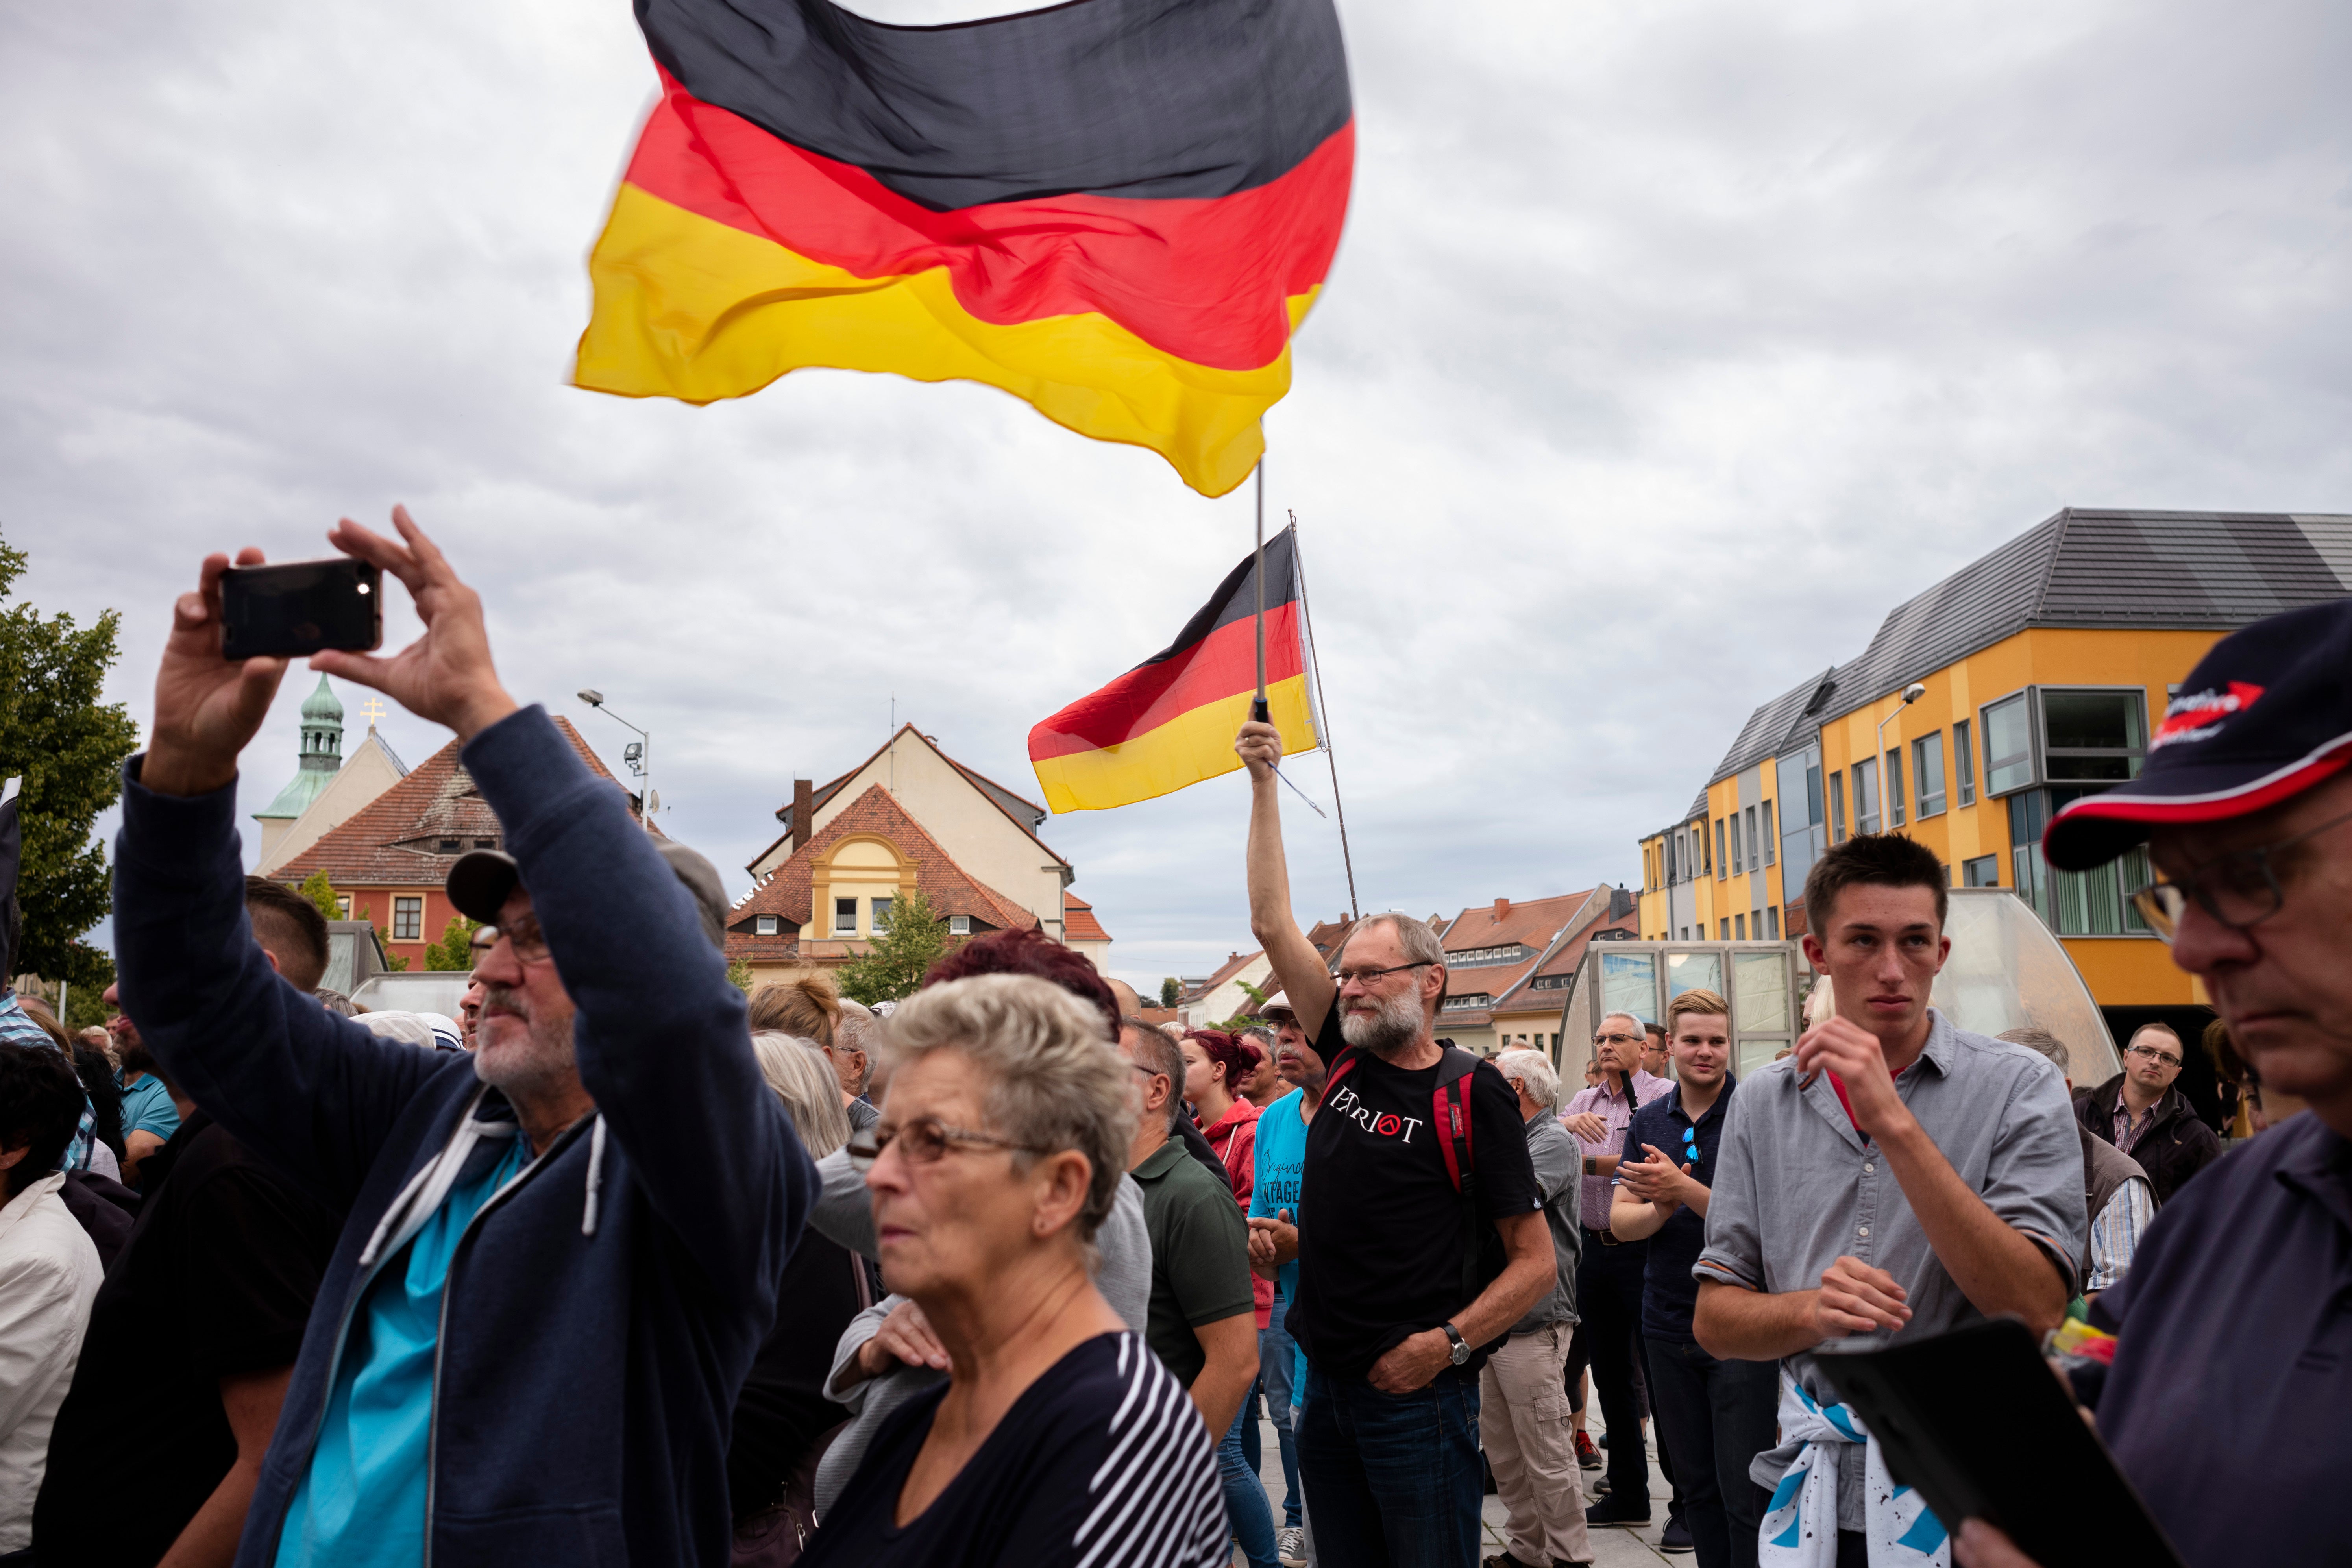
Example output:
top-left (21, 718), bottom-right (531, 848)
top-left (2043, 599), bottom-right (2352, 871)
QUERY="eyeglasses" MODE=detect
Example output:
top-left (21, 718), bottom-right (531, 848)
top-left (844, 1116), bottom-right (1054, 1172)
top-left (1594, 1031), bottom-right (1641, 1047)
top-left (1335, 960), bottom-right (1436, 987)
top-left (2123, 1044), bottom-right (2184, 1070)
top-left (2129, 805), bottom-right (2352, 943)
top-left (490, 915), bottom-right (553, 965)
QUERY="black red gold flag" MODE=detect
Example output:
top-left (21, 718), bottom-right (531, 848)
top-left (1028, 529), bottom-right (1316, 811)
top-left (576, 0), bottom-right (1353, 498)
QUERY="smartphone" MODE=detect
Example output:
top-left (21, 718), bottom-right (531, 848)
top-left (218, 558), bottom-right (383, 661)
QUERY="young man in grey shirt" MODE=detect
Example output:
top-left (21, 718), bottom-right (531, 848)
top-left (1693, 834), bottom-right (2083, 1567)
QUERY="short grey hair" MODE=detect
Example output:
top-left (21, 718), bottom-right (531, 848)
top-left (884, 975), bottom-right (1137, 1243)
top-left (1494, 1048), bottom-right (1560, 1108)
top-left (1342, 912), bottom-right (1447, 971)
top-left (1119, 1019), bottom-right (1189, 1132)
top-left (751, 1031), bottom-right (852, 1160)
top-left (1997, 1027), bottom-right (2070, 1081)
top-left (1599, 1011), bottom-right (1646, 1037)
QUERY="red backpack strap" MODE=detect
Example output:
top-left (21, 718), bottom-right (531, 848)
top-left (1432, 1048), bottom-right (1481, 1194)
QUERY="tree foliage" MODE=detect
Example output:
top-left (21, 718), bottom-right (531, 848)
top-left (1160, 976), bottom-right (1182, 1008)
top-left (837, 886), bottom-right (960, 1006)
top-left (422, 915), bottom-right (481, 971)
top-left (0, 534), bottom-right (141, 987)
top-left (296, 869), bottom-right (344, 924)
top-left (1211, 977), bottom-right (1271, 1032)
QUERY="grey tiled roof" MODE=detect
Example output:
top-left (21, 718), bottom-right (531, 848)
top-left (1813, 508), bottom-right (2352, 729)
top-left (1705, 665), bottom-right (1842, 788)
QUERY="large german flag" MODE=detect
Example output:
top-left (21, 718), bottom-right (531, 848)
top-left (1029, 528), bottom-right (1317, 812)
top-left (576, 0), bottom-right (1353, 498)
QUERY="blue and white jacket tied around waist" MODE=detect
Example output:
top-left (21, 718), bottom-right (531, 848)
top-left (1760, 1370), bottom-right (1948, 1568)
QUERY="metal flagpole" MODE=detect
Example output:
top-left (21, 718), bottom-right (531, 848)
top-left (1291, 512), bottom-right (1360, 921)
top-left (1252, 461), bottom-right (1269, 724)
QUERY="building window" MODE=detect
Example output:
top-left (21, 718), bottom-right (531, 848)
top-left (1913, 733), bottom-right (1946, 819)
top-left (1962, 855), bottom-right (2000, 887)
top-left (1745, 806), bottom-right (1759, 870)
top-left (872, 897), bottom-right (893, 932)
top-left (1719, 919), bottom-right (1731, 939)
top-left (1716, 819), bottom-right (1728, 878)
top-left (1766, 905), bottom-right (1781, 939)
top-left (1953, 719), bottom-right (1976, 806)
top-left (834, 897), bottom-right (857, 936)
top-left (1829, 771), bottom-right (1846, 842)
top-left (1761, 799), bottom-right (1776, 866)
top-left (1695, 824), bottom-right (1708, 873)
top-left (1854, 758), bottom-right (1880, 835)
top-left (754, 914), bottom-right (779, 936)
top-left (1729, 814), bottom-right (1743, 874)
top-left (392, 897), bottom-right (423, 941)
top-left (337, 895), bottom-right (353, 920)
top-left (1983, 692), bottom-right (2034, 795)
top-left (1735, 913), bottom-right (1747, 939)
top-left (949, 914), bottom-right (971, 936)
top-left (2006, 790), bottom-right (2155, 936)
top-left (474, 837), bottom-right (497, 849)
top-left (1885, 749), bottom-right (1906, 828)
top-left (438, 838), bottom-right (461, 853)
top-left (2042, 689), bottom-right (2147, 782)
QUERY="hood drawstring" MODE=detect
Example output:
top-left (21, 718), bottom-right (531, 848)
top-left (357, 1087), bottom-right (514, 1268)
top-left (581, 1114), bottom-right (608, 1238)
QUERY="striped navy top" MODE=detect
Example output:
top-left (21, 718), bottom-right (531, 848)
top-left (801, 1331), bottom-right (1225, 1568)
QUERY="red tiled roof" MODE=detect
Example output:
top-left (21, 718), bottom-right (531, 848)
top-left (1430, 891), bottom-right (1600, 1029)
top-left (1183, 950), bottom-right (1263, 1002)
top-left (1062, 893), bottom-right (1111, 943)
top-left (276, 715), bottom-right (640, 888)
top-left (1304, 916), bottom-right (1355, 961)
top-left (725, 783), bottom-right (1040, 962)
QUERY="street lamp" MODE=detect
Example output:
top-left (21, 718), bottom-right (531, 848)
top-left (578, 689), bottom-right (655, 834)
top-left (1874, 682), bottom-right (1928, 832)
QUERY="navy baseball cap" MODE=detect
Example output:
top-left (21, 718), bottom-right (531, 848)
top-left (2044, 599), bottom-right (2352, 871)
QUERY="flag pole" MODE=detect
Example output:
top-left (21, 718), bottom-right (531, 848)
top-left (1291, 514), bottom-right (1361, 922)
top-left (1252, 459), bottom-right (1269, 724)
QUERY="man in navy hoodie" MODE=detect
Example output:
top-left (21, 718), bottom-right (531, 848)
top-left (116, 508), bottom-right (817, 1568)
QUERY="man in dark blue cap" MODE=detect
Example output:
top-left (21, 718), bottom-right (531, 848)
top-left (1955, 598), bottom-right (2352, 1568)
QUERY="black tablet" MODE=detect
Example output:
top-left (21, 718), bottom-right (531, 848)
top-left (1813, 1318), bottom-right (2184, 1568)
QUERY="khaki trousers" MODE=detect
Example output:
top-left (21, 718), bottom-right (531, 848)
top-left (1477, 1321), bottom-right (1590, 1568)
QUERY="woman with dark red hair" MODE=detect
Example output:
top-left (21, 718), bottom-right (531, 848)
top-left (1181, 1030), bottom-right (1263, 1207)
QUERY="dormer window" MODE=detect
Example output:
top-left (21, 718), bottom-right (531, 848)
top-left (756, 915), bottom-right (779, 936)
top-left (949, 915), bottom-right (971, 936)
top-left (474, 837), bottom-right (496, 849)
top-left (438, 838), bottom-right (462, 853)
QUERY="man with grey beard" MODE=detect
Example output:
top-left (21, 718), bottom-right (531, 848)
top-left (1236, 720), bottom-right (1554, 1568)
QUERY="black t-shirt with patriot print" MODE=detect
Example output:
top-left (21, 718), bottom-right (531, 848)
top-left (1285, 1008), bottom-right (1543, 1380)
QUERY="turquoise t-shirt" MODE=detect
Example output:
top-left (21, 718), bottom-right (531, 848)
top-left (1249, 1089), bottom-right (1312, 1390)
top-left (274, 1133), bottom-right (528, 1568)
top-left (118, 1072), bottom-right (182, 1143)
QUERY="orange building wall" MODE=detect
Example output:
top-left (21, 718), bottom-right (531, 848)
top-left (342, 884), bottom-right (466, 970)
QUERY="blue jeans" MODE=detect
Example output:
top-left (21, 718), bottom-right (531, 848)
top-left (1296, 1359), bottom-right (1483, 1568)
top-left (1261, 1305), bottom-right (1304, 1527)
top-left (1219, 1393), bottom-right (1281, 1568)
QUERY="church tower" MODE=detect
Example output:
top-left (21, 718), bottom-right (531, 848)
top-left (253, 674), bottom-right (344, 864)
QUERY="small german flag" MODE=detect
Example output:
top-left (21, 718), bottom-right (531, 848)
top-left (576, 0), bottom-right (1353, 498)
top-left (1029, 529), bottom-right (1318, 812)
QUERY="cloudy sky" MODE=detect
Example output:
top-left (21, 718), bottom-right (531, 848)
top-left (6, 0), bottom-right (2346, 990)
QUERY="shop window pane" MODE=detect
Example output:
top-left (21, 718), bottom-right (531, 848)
top-left (1913, 734), bottom-right (1946, 818)
top-left (1666, 950), bottom-right (1723, 1000)
top-left (1953, 720), bottom-right (1976, 806)
top-left (1734, 951), bottom-right (1791, 1032)
top-left (1601, 952), bottom-right (1659, 1024)
top-left (1984, 693), bottom-right (2034, 794)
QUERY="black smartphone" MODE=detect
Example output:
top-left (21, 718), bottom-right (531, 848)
top-left (1815, 1318), bottom-right (2185, 1567)
top-left (218, 558), bottom-right (383, 661)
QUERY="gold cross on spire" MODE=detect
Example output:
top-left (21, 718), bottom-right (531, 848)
top-left (359, 696), bottom-right (387, 730)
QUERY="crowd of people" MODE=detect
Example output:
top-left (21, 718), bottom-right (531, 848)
top-left (0, 513), bottom-right (2344, 1568)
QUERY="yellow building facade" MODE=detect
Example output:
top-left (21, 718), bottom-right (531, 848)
top-left (1640, 507), bottom-right (2352, 1012)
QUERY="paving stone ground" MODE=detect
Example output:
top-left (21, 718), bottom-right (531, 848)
top-left (1231, 1394), bottom-right (1678, 1567)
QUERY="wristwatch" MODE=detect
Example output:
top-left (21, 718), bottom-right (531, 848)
top-left (1441, 1322), bottom-right (1470, 1366)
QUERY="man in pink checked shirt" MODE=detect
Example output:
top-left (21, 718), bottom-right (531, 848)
top-left (1559, 1014), bottom-right (1678, 1533)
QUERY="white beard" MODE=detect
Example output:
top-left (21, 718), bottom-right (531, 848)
top-left (1339, 987), bottom-right (1424, 1058)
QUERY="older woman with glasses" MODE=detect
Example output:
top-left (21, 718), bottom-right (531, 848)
top-left (801, 975), bottom-right (1224, 1568)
